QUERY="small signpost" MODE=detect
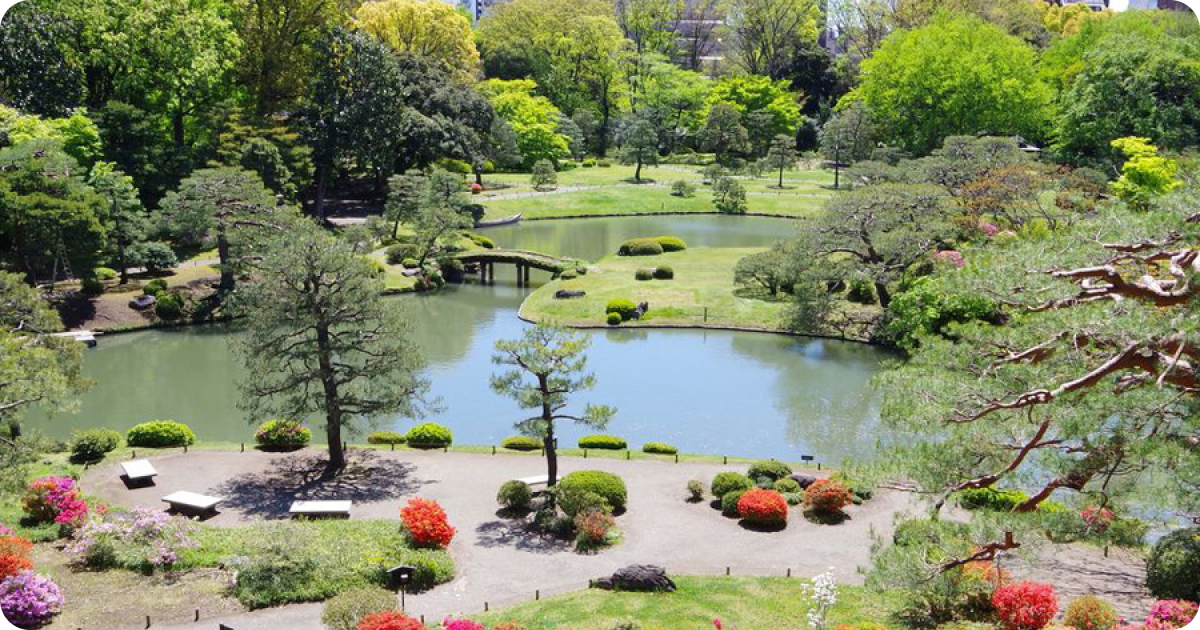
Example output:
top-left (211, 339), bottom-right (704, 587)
top-left (388, 565), bottom-right (417, 611)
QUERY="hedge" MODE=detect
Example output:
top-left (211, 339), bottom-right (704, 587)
top-left (634, 268), bottom-right (654, 281)
top-left (578, 435), bottom-right (627, 450)
top-left (405, 423), bottom-right (453, 449)
top-left (126, 420), bottom-right (196, 448)
top-left (69, 429), bottom-right (122, 462)
top-left (367, 432), bottom-right (407, 446)
top-left (747, 461), bottom-right (793, 482)
top-left (502, 436), bottom-right (542, 451)
top-left (605, 299), bottom-right (638, 321)
top-left (617, 238), bottom-right (663, 256)
top-left (642, 442), bottom-right (677, 455)
top-left (558, 471), bottom-right (627, 511)
top-left (653, 266), bottom-right (674, 280)
top-left (655, 236), bottom-right (687, 252)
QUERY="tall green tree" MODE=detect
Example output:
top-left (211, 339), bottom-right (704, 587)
top-left (727, 0), bottom-right (820, 78)
top-left (491, 324), bottom-right (615, 486)
top-left (0, 3), bottom-right (85, 117)
top-left (235, 0), bottom-right (343, 114)
top-left (385, 170), bottom-right (427, 240)
top-left (354, 0), bottom-right (481, 82)
top-left (618, 117), bottom-right (660, 183)
top-left (705, 75), bottom-right (802, 144)
top-left (89, 162), bottom-right (148, 284)
top-left (701, 105), bottom-right (750, 166)
top-left (818, 102), bottom-right (879, 189)
top-left (234, 219), bottom-right (430, 473)
top-left (764, 134), bottom-right (798, 188)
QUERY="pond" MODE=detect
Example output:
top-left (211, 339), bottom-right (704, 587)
top-left (28, 216), bottom-right (893, 463)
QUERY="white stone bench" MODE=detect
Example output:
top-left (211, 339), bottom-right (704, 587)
top-left (516, 475), bottom-right (549, 493)
top-left (121, 459), bottom-right (158, 485)
top-left (289, 500), bottom-right (352, 519)
top-left (162, 491), bottom-right (224, 516)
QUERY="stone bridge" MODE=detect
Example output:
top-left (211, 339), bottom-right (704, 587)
top-left (457, 249), bottom-right (576, 286)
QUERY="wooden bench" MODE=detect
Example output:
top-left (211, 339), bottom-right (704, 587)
top-left (289, 500), bottom-right (352, 519)
top-left (516, 475), bottom-right (550, 494)
top-left (120, 459), bottom-right (158, 486)
top-left (162, 491), bottom-right (224, 516)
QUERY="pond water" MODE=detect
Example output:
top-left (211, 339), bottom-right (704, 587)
top-left (28, 216), bottom-right (894, 463)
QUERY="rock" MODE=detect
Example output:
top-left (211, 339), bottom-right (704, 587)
top-left (129, 295), bottom-right (156, 310)
top-left (593, 564), bottom-right (676, 592)
top-left (554, 290), bottom-right (586, 299)
top-left (790, 474), bottom-right (817, 489)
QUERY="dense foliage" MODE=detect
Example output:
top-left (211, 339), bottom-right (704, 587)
top-left (557, 471), bottom-right (628, 512)
top-left (125, 420), bottom-right (197, 448)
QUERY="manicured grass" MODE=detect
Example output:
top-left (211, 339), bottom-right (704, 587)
top-left (474, 576), bottom-right (903, 630)
top-left (520, 247), bottom-right (791, 332)
top-left (481, 184), bottom-right (830, 221)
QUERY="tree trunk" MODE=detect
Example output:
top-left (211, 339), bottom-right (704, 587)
top-left (314, 163), bottom-right (329, 221)
top-left (634, 159), bottom-right (643, 183)
top-left (172, 112), bottom-right (186, 151)
top-left (539, 373), bottom-right (558, 486)
top-left (778, 167), bottom-right (784, 189)
top-left (217, 223), bottom-right (235, 293)
top-left (875, 281), bottom-right (891, 309)
top-left (316, 321), bottom-right (346, 473)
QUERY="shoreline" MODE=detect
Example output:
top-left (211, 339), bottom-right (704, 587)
top-left (515, 309), bottom-right (875, 345)
top-left (479, 210), bottom-right (804, 225)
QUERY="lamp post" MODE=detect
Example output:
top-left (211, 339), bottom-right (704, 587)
top-left (388, 565), bottom-right (417, 611)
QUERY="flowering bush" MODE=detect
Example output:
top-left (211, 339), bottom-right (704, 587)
top-left (993, 582), bottom-right (1058, 630)
top-left (0, 524), bottom-right (11, 536)
top-left (980, 223), bottom-right (1000, 236)
top-left (1080, 507), bottom-right (1116, 534)
top-left (21, 477), bottom-right (88, 529)
top-left (469, 183), bottom-right (483, 195)
top-left (66, 507), bottom-right (195, 570)
top-left (1064, 595), bottom-right (1119, 630)
top-left (1143, 599), bottom-right (1199, 630)
top-left (358, 612), bottom-right (426, 630)
top-left (0, 571), bottom-right (64, 628)
top-left (737, 489), bottom-right (788, 526)
top-left (399, 498), bottom-right (455, 549)
top-left (573, 509), bottom-right (617, 550)
top-left (442, 617), bottom-right (486, 630)
top-left (935, 250), bottom-right (965, 268)
top-left (805, 479), bottom-right (853, 515)
top-left (0, 536), bottom-right (35, 580)
top-left (255, 419), bottom-right (311, 450)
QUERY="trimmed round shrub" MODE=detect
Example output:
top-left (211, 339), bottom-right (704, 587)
top-left (501, 436), bottom-right (541, 451)
top-left (655, 236), bottom-right (687, 252)
top-left (711, 472), bottom-right (753, 498)
top-left (254, 419), bottom-right (310, 450)
top-left (1145, 527), bottom-right (1200, 601)
top-left (401, 258), bottom-right (419, 269)
top-left (670, 180), bottom-right (695, 198)
top-left (686, 480), bottom-right (705, 502)
top-left (0, 571), bottom-right (64, 628)
top-left (617, 238), bottom-right (664, 257)
top-left (558, 488), bottom-right (610, 518)
top-left (129, 241), bottom-right (178, 274)
top-left (0, 536), bottom-right (34, 580)
top-left (497, 481), bottom-right (533, 511)
top-left (642, 442), bottom-right (677, 455)
top-left (606, 312), bottom-right (622, 326)
top-left (126, 420), bottom-right (196, 448)
top-left (957, 487), bottom-right (1030, 512)
top-left (773, 478), bottom-right (801, 494)
top-left (385, 244), bottom-right (418, 265)
top-left (804, 479), bottom-right (852, 514)
top-left (93, 267), bottom-right (118, 281)
top-left (747, 460), bottom-right (793, 482)
top-left (605, 299), bottom-right (638, 321)
top-left (737, 489), bottom-right (788, 526)
top-left (782, 492), bottom-right (803, 506)
top-left (80, 276), bottom-right (105, 296)
top-left (578, 435), bottom-right (626, 450)
top-left (155, 292), bottom-right (184, 319)
top-left (721, 489), bottom-right (747, 516)
top-left (399, 498), bottom-right (455, 549)
top-left (652, 266), bottom-right (674, 280)
top-left (68, 428), bottom-right (122, 462)
top-left (558, 471), bottom-right (627, 512)
top-left (993, 581), bottom-right (1058, 630)
top-left (634, 268), bottom-right (654, 281)
top-left (321, 586), bottom-right (398, 630)
top-left (358, 612), bottom-right (425, 630)
top-left (1063, 595), bottom-right (1118, 630)
top-left (143, 278), bottom-right (168, 296)
top-left (405, 423), bottom-right (453, 449)
top-left (367, 432), bottom-right (406, 446)
top-left (466, 233), bottom-right (495, 249)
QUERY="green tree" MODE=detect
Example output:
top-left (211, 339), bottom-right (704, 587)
top-left (93, 101), bottom-right (171, 205)
top-left (354, 0), bottom-right (481, 82)
top-left (239, 137), bottom-right (296, 202)
top-left (235, 0), bottom-right (343, 114)
top-left (818, 102), bottom-right (879, 189)
top-left (635, 58), bottom-right (710, 154)
top-left (491, 324), bottom-right (615, 486)
top-left (701, 104), bottom-right (750, 165)
top-left (727, 0), bottom-right (820, 78)
top-left (1109, 137), bottom-right (1181, 212)
top-left (159, 167), bottom-right (285, 293)
top-left (764, 134), bottom-right (798, 188)
top-left (409, 170), bottom-right (473, 279)
top-left (89, 162), bottom-right (148, 284)
top-left (848, 14), bottom-right (1050, 155)
top-left (735, 246), bottom-right (791, 296)
top-left (712, 176), bottom-right (747, 214)
top-left (531, 160), bottom-right (558, 192)
top-left (616, 0), bottom-right (683, 58)
top-left (618, 117), bottom-right (660, 183)
top-left (234, 219), bottom-right (430, 474)
top-left (481, 79), bottom-right (570, 167)
top-left (0, 105), bottom-right (103, 169)
top-left (705, 75), bottom-right (802, 143)
top-left (0, 3), bottom-right (85, 117)
top-left (385, 170), bottom-right (427, 240)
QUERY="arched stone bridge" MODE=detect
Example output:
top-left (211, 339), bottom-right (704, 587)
top-left (457, 249), bottom-right (576, 286)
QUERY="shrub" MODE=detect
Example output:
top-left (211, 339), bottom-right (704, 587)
top-left (605, 299), bottom-right (638, 321)
top-left (782, 492), bottom-right (803, 506)
top-left (956, 487), bottom-right (1030, 512)
top-left (531, 159), bottom-right (557, 191)
top-left (93, 267), bottom-right (118, 281)
top-left (597, 160), bottom-right (612, 167)
top-left (22, 477), bottom-right (88, 528)
top-left (126, 420), bottom-right (196, 448)
top-left (829, 471), bottom-right (875, 503)
top-left (129, 241), bottom-right (178, 273)
top-left (1144, 600), bottom-right (1200, 630)
top-left (231, 542), bottom-right (320, 609)
top-left (400, 498), bottom-right (455, 549)
top-left (578, 435), bottom-right (627, 450)
top-left (321, 586), bottom-right (399, 630)
top-left (405, 423), bottom-right (453, 449)
top-left (558, 471), bottom-right (627, 512)
top-left (358, 612), bottom-right (425, 630)
top-left (606, 312), bottom-right (623, 326)
top-left (804, 479), bottom-right (852, 515)
top-left (635, 268), bottom-right (654, 281)
top-left (1064, 595), bottom-right (1118, 630)
top-left (582, 158), bottom-right (597, 168)
top-left (617, 238), bottom-right (664, 256)
top-left (367, 432), bottom-right (406, 446)
top-left (655, 236), bottom-right (687, 252)
top-left (721, 489), bottom-right (747, 516)
top-left (747, 460), bottom-right (793, 482)
top-left (773, 478), bottom-right (801, 494)
top-left (66, 507), bottom-right (195, 571)
top-left (710, 472), bottom-right (753, 498)
top-left (0, 571), bottom-right (64, 628)
top-left (68, 428), bottom-right (121, 462)
top-left (574, 509), bottom-right (617, 550)
top-left (497, 481), bottom-right (533, 511)
top-left (558, 488), bottom-right (610, 518)
top-left (670, 180), bottom-right (696, 197)
top-left (80, 276), bottom-right (105, 296)
top-left (444, 618), bottom-right (487, 630)
top-left (401, 258), bottom-right (419, 269)
top-left (1080, 507), bottom-right (1116, 534)
top-left (437, 158), bottom-right (471, 174)
top-left (155, 292), bottom-right (185, 319)
top-left (255, 419), bottom-right (310, 450)
top-left (143, 278), bottom-right (168, 296)
top-left (502, 436), bottom-right (541, 451)
top-left (0, 536), bottom-right (34, 580)
top-left (993, 582), bottom-right (1058, 630)
top-left (845, 275), bottom-right (877, 304)
top-left (642, 442), bottom-right (677, 455)
top-left (386, 244), bottom-right (418, 265)
top-left (652, 266), bottom-right (673, 280)
top-left (686, 480), bottom-right (705, 502)
top-left (1145, 527), bottom-right (1200, 601)
top-left (737, 489), bottom-right (788, 526)
top-left (465, 233), bottom-right (495, 249)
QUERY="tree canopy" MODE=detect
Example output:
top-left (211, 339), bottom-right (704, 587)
top-left (354, 0), bottom-right (481, 83)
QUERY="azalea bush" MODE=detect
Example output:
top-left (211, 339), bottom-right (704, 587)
top-left (400, 498), bottom-right (455, 549)
top-left (255, 419), bottom-right (311, 450)
top-left (358, 613), bottom-right (426, 630)
top-left (993, 582), bottom-right (1058, 630)
top-left (736, 489), bottom-right (788, 526)
top-left (0, 571), bottom-right (64, 628)
top-left (573, 508), bottom-right (617, 551)
top-left (1064, 595), bottom-right (1118, 630)
top-left (21, 476), bottom-right (88, 529)
top-left (1080, 507), bottom-right (1115, 534)
top-left (66, 507), bottom-right (196, 571)
top-left (804, 479), bottom-right (852, 515)
top-left (1143, 599), bottom-right (1199, 630)
top-left (0, 536), bottom-right (34, 580)
top-left (442, 617), bottom-right (486, 630)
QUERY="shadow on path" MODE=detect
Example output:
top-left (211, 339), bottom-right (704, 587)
top-left (213, 451), bottom-right (425, 518)
top-left (475, 519), bottom-right (571, 554)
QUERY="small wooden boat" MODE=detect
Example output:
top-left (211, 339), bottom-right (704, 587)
top-left (474, 213), bottom-right (522, 228)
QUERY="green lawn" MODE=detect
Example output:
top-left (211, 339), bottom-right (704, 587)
top-left (474, 576), bottom-right (903, 630)
top-left (520, 247), bottom-right (791, 332)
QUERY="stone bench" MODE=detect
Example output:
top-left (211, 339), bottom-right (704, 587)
top-left (516, 475), bottom-right (549, 493)
top-left (121, 459), bottom-right (158, 485)
top-left (162, 491), bottom-right (224, 516)
top-left (289, 500), bottom-right (352, 519)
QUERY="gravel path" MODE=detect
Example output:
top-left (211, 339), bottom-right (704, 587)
top-left (85, 449), bottom-right (918, 629)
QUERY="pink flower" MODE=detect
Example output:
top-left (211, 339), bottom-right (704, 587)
top-left (934, 250), bottom-right (965, 268)
top-left (980, 223), bottom-right (1000, 236)
top-left (713, 619), bottom-right (724, 630)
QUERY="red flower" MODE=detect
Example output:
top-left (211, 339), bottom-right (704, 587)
top-left (736, 489), bottom-right (788, 525)
top-left (1081, 506), bottom-right (1116, 533)
top-left (358, 612), bottom-right (425, 630)
top-left (993, 581), bottom-right (1059, 630)
top-left (399, 498), bottom-right (455, 549)
top-left (805, 479), bottom-right (853, 514)
top-left (0, 536), bottom-right (34, 580)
